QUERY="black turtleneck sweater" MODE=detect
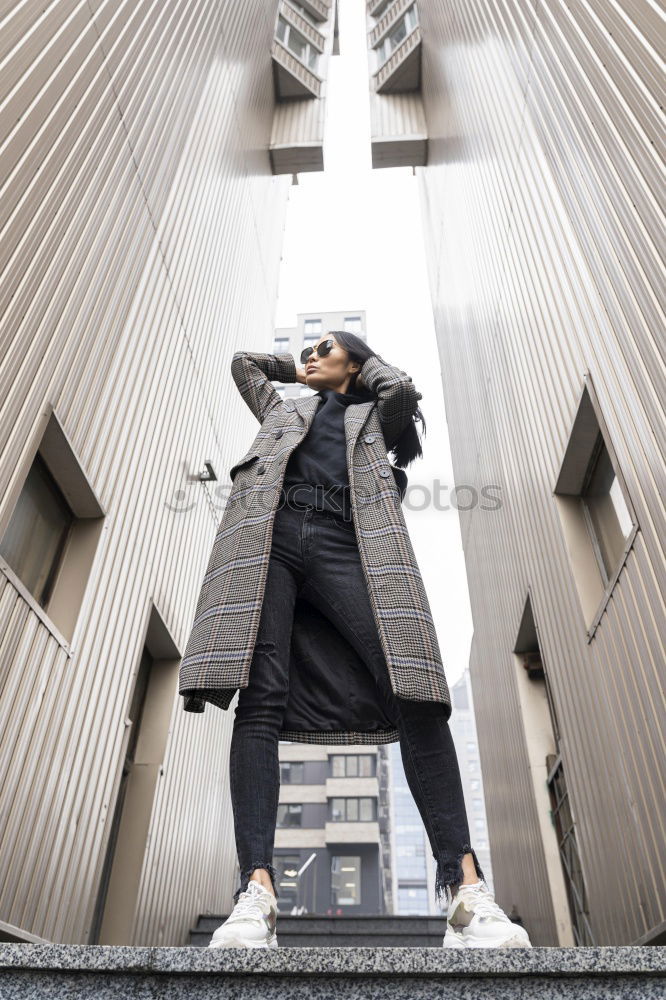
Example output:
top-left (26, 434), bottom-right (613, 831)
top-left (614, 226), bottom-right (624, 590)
top-left (281, 386), bottom-right (366, 522)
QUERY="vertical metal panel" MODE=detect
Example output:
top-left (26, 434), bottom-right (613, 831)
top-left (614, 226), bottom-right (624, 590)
top-left (417, 0), bottom-right (664, 945)
top-left (0, 0), bottom-right (290, 944)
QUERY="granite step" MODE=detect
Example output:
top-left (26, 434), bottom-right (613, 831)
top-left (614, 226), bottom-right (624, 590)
top-left (0, 943), bottom-right (663, 999)
top-left (191, 913), bottom-right (451, 948)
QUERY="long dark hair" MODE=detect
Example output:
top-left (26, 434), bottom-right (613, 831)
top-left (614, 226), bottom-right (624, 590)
top-left (328, 330), bottom-right (425, 469)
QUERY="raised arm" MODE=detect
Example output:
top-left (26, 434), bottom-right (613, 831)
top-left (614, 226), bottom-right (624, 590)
top-left (358, 353), bottom-right (423, 448)
top-left (230, 350), bottom-right (298, 424)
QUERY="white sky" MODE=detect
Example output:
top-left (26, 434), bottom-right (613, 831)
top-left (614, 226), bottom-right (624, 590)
top-left (275, 0), bottom-right (473, 689)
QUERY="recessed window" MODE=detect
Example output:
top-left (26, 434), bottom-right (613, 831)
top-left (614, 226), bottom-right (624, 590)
top-left (468, 759), bottom-right (478, 772)
top-left (303, 335), bottom-right (319, 350)
top-left (0, 412), bottom-right (105, 643)
top-left (331, 855), bottom-right (361, 906)
top-left (280, 761), bottom-right (304, 784)
top-left (553, 381), bottom-right (637, 637)
top-left (466, 740), bottom-right (477, 753)
top-left (548, 752), bottom-right (595, 944)
top-left (277, 803), bottom-right (302, 827)
top-left (304, 318), bottom-right (322, 336)
top-left (375, 4), bottom-right (418, 68)
top-left (273, 336), bottom-right (290, 353)
top-left (344, 316), bottom-right (362, 334)
top-left (329, 797), bottom-right (376, 822)
top-left (276, 16), bottom-right (319, 70)
top-left (580, 436), bottom-right (633, 582)
top-left (472, 797), bottom-right (483, 811)
top-left (0, 453), bottom-right (74, 608)
top-left (470, 779), bottom-right (480, 791)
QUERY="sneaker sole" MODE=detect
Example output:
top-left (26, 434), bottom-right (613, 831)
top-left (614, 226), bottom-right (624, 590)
top-left (443, 929), bottom-right (532, 949)
top-left (209, 935), bottom-right (278, 949)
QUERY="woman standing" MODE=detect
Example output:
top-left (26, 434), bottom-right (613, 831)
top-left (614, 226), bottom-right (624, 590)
top-left (180, 332), bottom-right (532, 950)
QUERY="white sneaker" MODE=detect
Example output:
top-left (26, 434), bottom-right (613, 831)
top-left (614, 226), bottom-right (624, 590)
top-left (208, 880), bottom-right (278, 949)
top-left (442, 880), bottom-right (533, 949)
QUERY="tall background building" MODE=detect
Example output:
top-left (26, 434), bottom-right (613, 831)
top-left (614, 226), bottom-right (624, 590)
top-left (271, 743), bottom-right (392, 915)
top-left (388, 670), bottom-right (494, 917)
top-left (365, 0), bottom-right (664, 946)
top-left (0, 0), bottom-right (338, 946)
top-left (447, 671), bottom-right (494, 897)
top-left (272, 310), bottom-right (368, 399)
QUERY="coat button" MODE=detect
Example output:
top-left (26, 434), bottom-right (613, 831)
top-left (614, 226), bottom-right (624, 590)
top-left (274, 428), bottom-right (284, 438)
top-left (364, 434), bottom-right (376, 443)
top-left (258, 465), bottom-right (266, 474)
top-left (379, 467), bottom-right (391, 477)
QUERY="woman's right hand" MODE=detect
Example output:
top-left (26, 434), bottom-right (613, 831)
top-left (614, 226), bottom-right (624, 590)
top-left (295, 364), bottom-right (308, 384)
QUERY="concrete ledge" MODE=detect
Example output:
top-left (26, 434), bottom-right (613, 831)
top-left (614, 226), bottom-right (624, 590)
top-left (0, 944), bottom-right (664, 1000)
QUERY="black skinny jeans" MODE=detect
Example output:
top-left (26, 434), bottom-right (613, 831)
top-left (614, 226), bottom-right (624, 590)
top-left (229, 501), bottom-right (485, 906)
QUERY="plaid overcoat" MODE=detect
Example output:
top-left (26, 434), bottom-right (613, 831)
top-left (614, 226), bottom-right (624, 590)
top-left (178, 350), bottom-right (451, 744)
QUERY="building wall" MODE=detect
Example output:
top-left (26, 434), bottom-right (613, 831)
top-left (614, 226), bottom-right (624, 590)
top-left (0, 0), bottom-right (291, 945)
top-left (416, 0), bottom-right (664, 945)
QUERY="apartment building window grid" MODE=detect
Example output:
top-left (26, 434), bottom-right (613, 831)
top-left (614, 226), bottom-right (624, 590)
top-left (276, 15), bottom-right (319, 70)
top-left (273, 336), bottom-right (290, 353)
top-left (331, 855), bottom-right (361, 906)
top-left (275, 854), bottom-right (301, 911)
top-left (280, 761), bottom-right (304, 784)
top-left (398, 886), bottom-right (428, 913)
top-left (395, 842), bottom-right (426, 879)
top-left (374, 4), bottom-right (418, 69)
top-left (371, 1), bottom-right (395, 20)
top-left (343, 316), bottom-right (362, 333)
top-left (277, 803), bottom-right (303, 828)
top-left (330, 754), bottom-right (375, 777)
top-left (303, 318), bottom-right (322, 336)
top-left (329, 797), bottom-right (376, 822)
top-left (288, 2), bottom-right (318, 27)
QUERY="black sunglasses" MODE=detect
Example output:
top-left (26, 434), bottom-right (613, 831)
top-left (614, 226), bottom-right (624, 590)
top-left (300, 338), bottom-right (335, 365)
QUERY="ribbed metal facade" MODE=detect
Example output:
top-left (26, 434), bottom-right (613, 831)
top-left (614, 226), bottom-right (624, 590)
top-left (415, 1), bottom-right (664, 945)
top-left (0, 1), bottom-right (291, 944)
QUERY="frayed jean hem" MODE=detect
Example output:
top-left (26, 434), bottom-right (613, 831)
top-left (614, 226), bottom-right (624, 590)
top-left (233, 861), bottom-right (280, 905)
top-left (434, 843), bottom-right (486, 905)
